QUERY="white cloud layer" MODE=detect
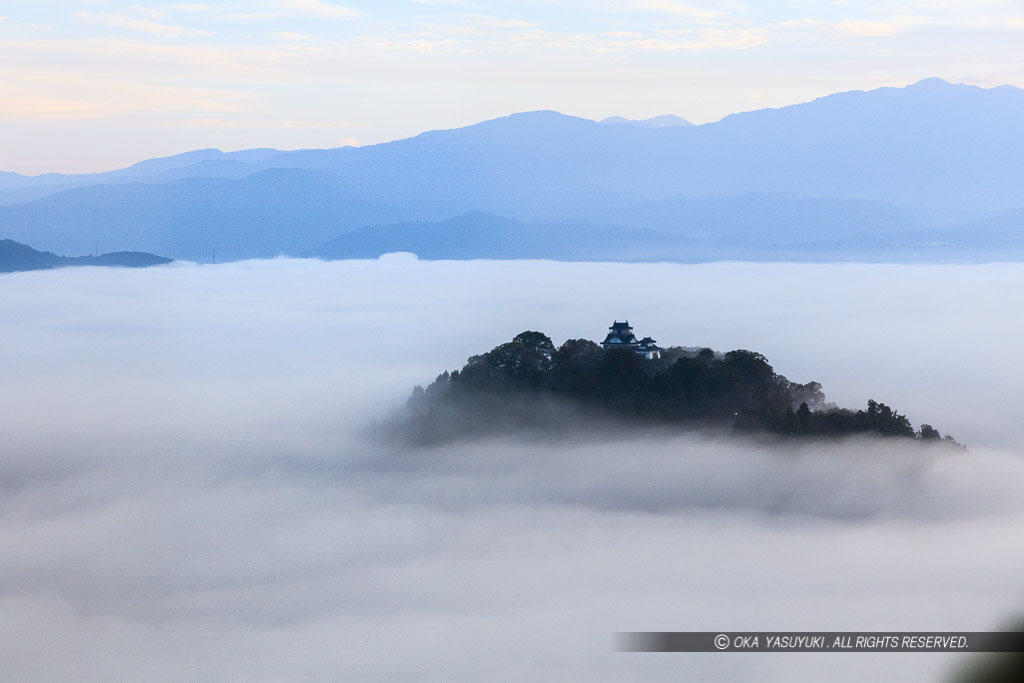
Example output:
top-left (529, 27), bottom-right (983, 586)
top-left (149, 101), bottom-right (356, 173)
top-left (0, 259), bottom-right (1022, 681)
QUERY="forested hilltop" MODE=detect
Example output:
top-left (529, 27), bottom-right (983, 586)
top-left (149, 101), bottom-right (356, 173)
top-left (396, 330), bottom-right (962, 446)
top-left (0, 238), bottom-right (171, 272)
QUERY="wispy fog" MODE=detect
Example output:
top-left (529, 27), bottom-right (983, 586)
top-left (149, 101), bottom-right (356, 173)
top-left (1, 259), bottom-right (1022, 682)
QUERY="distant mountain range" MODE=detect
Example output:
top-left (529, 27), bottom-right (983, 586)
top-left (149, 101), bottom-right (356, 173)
top-left (307, 206), bottom-right (1024, 264)
top-left (3, 78), bottom-right (1024, 262)
top-left (307, 211), bottom-right (694, 261)
top-left (0, 239), bottom-right (171, 273)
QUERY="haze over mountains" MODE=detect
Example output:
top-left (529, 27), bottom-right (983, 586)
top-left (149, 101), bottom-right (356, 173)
top-left (3, 78), bottom-right (1024, 262)
top-left (598, 114), bottom-right (693, 127)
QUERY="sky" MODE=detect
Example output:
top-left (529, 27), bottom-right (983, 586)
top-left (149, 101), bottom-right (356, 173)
top-left (0, 258), bottom-right (1023, 681)
top-left (3, 0), bottom-right (1024, 174)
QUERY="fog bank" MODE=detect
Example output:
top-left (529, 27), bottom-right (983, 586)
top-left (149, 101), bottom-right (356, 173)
top-left (0, 259), bottom-right (1022, 682)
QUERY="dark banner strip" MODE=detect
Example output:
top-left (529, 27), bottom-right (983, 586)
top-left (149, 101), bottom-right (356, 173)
top-left (618, 632), bottom-right (1024, 653)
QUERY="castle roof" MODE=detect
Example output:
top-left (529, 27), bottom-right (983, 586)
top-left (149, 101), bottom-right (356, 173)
top-left (603, 333), bottom-right (638, 345)
top-left (637, 336), bottom-right (662, 351)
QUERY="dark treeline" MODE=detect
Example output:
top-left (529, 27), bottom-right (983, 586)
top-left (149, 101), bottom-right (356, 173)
top-left (398, 331), bottom-right (962, 447)
top-left (0, 238), bottom-right (171, 272)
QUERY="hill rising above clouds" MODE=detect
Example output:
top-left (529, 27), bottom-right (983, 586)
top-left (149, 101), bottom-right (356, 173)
top-left (0, 239), bottom-right (170, 272)
top-left (391, 330), bottom-right (962, 447)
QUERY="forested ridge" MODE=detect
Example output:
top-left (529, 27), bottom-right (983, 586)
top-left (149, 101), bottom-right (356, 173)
top-left (397, 330), bottom-right (962, 447)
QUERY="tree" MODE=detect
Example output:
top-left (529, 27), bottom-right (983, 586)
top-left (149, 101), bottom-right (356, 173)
top-left (723, 349), bottom-right (774, 383)
top-left (554, 338), bottom-right (603, 369)
top-left (512, 331), bottom-right (554, 352)
top-left (597, 348), bottom-right (646, 407)
top-left (554, 338), bottom-right (604, 391)
top-left (862, 399), bottom-right (915, 437)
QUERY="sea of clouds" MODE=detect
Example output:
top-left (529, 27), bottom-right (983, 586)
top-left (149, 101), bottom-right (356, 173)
top-left (0, 258), bottom-right (1022, 682)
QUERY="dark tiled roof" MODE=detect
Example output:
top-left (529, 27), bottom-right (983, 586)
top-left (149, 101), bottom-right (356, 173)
top-left (609, 321), bottom-right (632, 331)
top-left (602, 333), bottom-right (638, 345)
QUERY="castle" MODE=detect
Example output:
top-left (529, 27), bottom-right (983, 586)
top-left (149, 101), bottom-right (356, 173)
top-left (600, 320), bottom-right (662, 360)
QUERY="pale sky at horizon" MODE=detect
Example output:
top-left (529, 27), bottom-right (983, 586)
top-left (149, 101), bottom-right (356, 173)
top-left (2, 0), bottom-right (1024, 175)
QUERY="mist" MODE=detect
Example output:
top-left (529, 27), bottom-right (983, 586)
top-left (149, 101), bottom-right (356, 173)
top-left (1, 258), bottom-right (1022, 682)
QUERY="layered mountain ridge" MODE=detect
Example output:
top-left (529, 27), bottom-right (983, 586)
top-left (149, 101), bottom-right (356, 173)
top-left (3, 78), bottom-right (1023, 262)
